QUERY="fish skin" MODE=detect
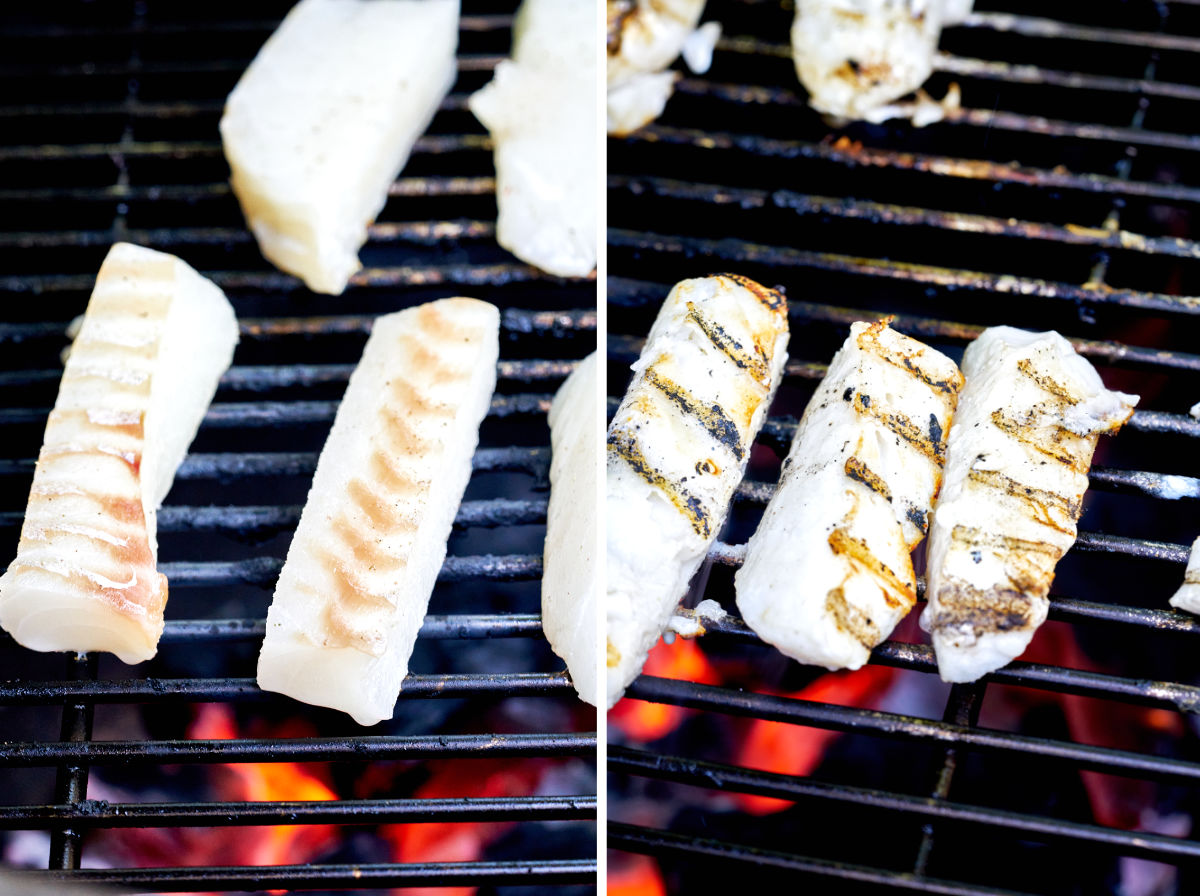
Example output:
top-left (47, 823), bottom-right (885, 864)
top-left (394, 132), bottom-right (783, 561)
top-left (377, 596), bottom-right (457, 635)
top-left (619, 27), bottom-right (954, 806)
top-left (736, 320), bottom-right (963, 671)
top-left (606, 275), bottom-right (788, 709)
top-left (921, 326), bottom-right (1138, 683)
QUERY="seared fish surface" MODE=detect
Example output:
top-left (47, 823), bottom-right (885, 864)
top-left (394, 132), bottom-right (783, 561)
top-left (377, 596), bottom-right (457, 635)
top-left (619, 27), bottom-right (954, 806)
top-left (736, 321), bottom-right (962, 670)
top-left (257, 299), bottom-right (499, 726)
top-left (607, 0), bottom-right (706, 135)
top-left (607, 275), bottom-right (789, 708)
top-left (792, 0), bottom-right (971, 122)
top-left (0, 243), bottom-right (238, 663)
top-left (221, 0), bottom-right (459, 294)
top-left (542, 352), bottom-right (600, 706)
top-left (921, 326), bottom-right (1138, 682)
top-left (470, 0), bottom-right (597, 277)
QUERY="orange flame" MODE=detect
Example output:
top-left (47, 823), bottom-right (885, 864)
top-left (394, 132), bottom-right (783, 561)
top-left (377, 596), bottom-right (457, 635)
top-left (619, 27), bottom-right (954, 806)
top-left (609, 637), bottom-right (720, 742)
top-left (732, 665), bottom-right (896, 814)
top-left (608, 852), bottom-right (667, 896)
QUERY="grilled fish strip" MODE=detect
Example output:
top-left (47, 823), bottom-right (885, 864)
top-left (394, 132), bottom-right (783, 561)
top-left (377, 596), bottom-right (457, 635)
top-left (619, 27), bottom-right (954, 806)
top-left (0, 243), bottom-right (238, 664)
top-left (736, 320), bottom-right (962, 671)
top-left (542, 353), bottom-right (600, 706)
top-left (606, 275), bottom-right (789, 708)
top-left (1170, 537), bottom-right (1200, 615)
top-left (257, 298), bottom-right (499, 726)
top-left (921, 326), bottom-right (1138, 683)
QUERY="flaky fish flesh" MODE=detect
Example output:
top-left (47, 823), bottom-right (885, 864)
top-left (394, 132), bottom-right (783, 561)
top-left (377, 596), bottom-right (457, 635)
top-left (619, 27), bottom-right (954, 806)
top-left (792, 0), bottom-right (971, 123)
top-left (1170, 538), bottom-right (1200, 615)
top-left (736, 321), bottom-right (962, 670)
top-left (542, 352), bottom-right (600, 706)
top-left (607, 275), bottom-right (789, 708)
top-left (257, 298), bottom-right (499, 726)
top-left (221, 0), bottom-right (459, 294)
top-left (470, 0), bottom-right (597, 277)
top-left (921, 327), bottom-right (1138, 682)
top-left (0, 243), bottom-right (238, 664)
top-left (607, 0), bottom-right (706, 135)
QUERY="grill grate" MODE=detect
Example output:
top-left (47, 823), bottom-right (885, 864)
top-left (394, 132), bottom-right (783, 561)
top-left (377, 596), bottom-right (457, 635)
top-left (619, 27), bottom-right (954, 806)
top-left (0, 1), bottom-right (596, 892)
top-left (608, 0), bottom-right (1200, 893)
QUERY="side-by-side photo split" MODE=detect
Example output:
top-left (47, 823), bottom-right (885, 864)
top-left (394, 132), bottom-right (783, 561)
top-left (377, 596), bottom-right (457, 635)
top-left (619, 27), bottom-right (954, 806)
top-left (4, 1), bottom-right (1200, 895)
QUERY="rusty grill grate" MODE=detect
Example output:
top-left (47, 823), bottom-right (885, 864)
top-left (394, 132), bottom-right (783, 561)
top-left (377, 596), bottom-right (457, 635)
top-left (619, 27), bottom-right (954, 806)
top-left (0, 1), bottom-right (597, 893)
top-left (608, 0), bottom-right (1200, 893)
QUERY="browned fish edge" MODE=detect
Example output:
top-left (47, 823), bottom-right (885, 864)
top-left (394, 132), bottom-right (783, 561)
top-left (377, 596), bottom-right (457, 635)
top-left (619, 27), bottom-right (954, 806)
top-left (967, 467), bottom-right (1080, 536)
top-left (828, 526), bottom-right (917, 609)
top-left (856, 319), bottom-right (965, 399)
top-left (606, 638), bottom-right (621, 668)
top-left (608, 427), bottom-right (711, 539)
top-left (825, 586), bottom-right (882, 650)
top-left (844, 455), bottom-right (892, 504)
top-left (716, 273), bottom-right (787, 313)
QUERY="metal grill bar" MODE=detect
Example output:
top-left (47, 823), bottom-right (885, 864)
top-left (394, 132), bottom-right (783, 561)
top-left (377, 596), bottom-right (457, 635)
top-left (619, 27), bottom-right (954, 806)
top-left (14, 858), bottom-right (596, 891)
top-left (624, 676), bottom-right (1200, 785)
top-left (0, 13), bottom-right (513, 38)
top-left (47, 653), bottom-right (95, 872)
top-left (0, 732), bottom-right (595, 766)
top-left (610, 822), bottom-right (1034, 896)
top-left (610, 746), bottom-right (1200, 865)
top-left (0, 795), bottom-right (595, 829)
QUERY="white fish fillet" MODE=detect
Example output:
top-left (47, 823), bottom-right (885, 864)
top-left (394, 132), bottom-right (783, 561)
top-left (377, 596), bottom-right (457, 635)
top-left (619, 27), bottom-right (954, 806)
top-left (0, 243), bottom-right (238, 664)
top-left (921, 327), bottom-right (1138, 682)
top-left (542, 353), bottom-right (600, 706)
top-left (791, 0), bottom-right (971, 122)
top-left (469, 0), bottom-right (597, 278)
top-left (220, 0), bottom-right (460, 295)
top-left (736, 321), bottom-right (963, 670)
top-left (607, 0), bottom-right (706, 135)
top-left (606, 275), bottom-right (789, 708)
top-left (257, 298), bottom-right (499, 726)
top-left (1169, 538), bottom-right (1200, 615)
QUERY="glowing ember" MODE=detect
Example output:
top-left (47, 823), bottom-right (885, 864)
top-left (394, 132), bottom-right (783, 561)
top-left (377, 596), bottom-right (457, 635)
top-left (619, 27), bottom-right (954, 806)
top-left (732, 665), bottom-right (896, 814)
top-left (608, 852), bottom-right (667, 896)
top-left (609, 638), bottom-right (720, 741)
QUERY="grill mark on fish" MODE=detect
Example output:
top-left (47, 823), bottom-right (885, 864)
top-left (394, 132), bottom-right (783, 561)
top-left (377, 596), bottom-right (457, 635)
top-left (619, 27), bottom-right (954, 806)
top-left (929, 578), bottom-right (1039, 635)
top-left (825, 586), bottom-right (882, 649)
top-left (717, 273), bottom-right (787, 312)
top-left (27, 491), bottom-right (145, 529)
top-left (608, 428), bottom-right (711, 539)
top-left (856, 321), bottom-right (964, 398)
top-left (967, 468), bottom-right (1079, 536)
top-left (388, 376), bottom-right (456, 420)
top-left (685, 302), bottom-right (772, 386)
top-left (844, 455), bottom-right (892, 503)
top-left (949, 524), bottom-right (1061, 557)
top-left (1016, 358), bottom-right (1081, 404)
top-left (643, 365), bottom-right (745, 461)
top-left (37, 445), bottom-right (144, 475)
top-left (606, 638), bottom-right (621, 668)
top-left (331, 513), bottom-right (405, 575)
top-left (62, 367), bottom-right (153, 391)
top-left (343, 477), bottom-right (418, 534)
top-left (1187, 571), bottom-right (1200, 586)
top-left (828, 527), bottom-right (916, 608)
top-left (367, 449), bottom-right (427, 499)
top-left (990, 408), bottom-right (1090, 473)
top-left (607, 0), bottom-right (636, 54)
top-left (11, 556), bottom-right (165, 615)
top-left (905, 504), bottom-right (929, 536)
top-left (852, 397), bottom-right (944, 463)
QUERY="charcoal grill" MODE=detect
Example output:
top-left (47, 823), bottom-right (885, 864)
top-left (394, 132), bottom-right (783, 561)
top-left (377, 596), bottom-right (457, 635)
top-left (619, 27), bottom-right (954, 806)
top-left (608, 0), bottom-right (1200, 893)
top-left (0, 1), bottom-right (596, 892)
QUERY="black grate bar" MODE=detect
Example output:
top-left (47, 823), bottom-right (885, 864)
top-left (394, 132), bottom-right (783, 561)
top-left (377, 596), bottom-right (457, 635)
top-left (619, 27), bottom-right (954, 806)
top-left (610, 744), bottom-right (1200, 865)
top-left (0, 393), bottom-right (553, 428)
top-left (0, 308), bottom-right (595, 345)
top-left (626, 124), bottom-right (1200, 208)
top-left (934, 54), bottom-right (1200, 102)
top-left (609, 821), bottom-right (1035, 896)
top-left (0, 732), bottom-right (595, 767)
top-left (962, 11), bottom-right (1200, 53)
top-left (624, 676), bottom-right (1200, 786)
top-left (0, 357), bottom-right (579, 392)
top-left (609, 229), bottom-right (1200, 316)
top-left (153, 552), bottom-right (541, 588)
top-left (0, 795), bottom-right (596, 830)
top-left (0, 497), bottom-right (548, 536)
top-left (0, 445), bottom-right (550, 481)
top-left (0, 672), bottom-right (573, 705)
top-left (47, 652), bottom-right (96, 871)
top-left (611, 176), bottom-right (1200, 262)
top-left (0, 174), bottom-right (496, 203)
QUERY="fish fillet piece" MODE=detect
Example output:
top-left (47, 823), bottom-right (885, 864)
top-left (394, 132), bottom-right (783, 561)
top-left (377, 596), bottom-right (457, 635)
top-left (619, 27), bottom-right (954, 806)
top-left (792, 0), bottom-right (971, 122)
top-left (1169, 538), bottom-right (1200, 615)
top-left (0, 243), bottom-right (239, 664)
top-left (542, 352), bottom-right (600, 706)
top-left (606, 275), bottom-right (789, 708)
top-left (257, 298), bottom-right (499, 726)
top-left (607, 0), bottom-right (706, 135)
top-left (220, 0), bottom-right (460, 295)
top-left (469, 0), bottom-right (597, 277)
top-left (921, 327), bottom-right (1138, 682)
top-left (736, 321), bottom-right (963, 671)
